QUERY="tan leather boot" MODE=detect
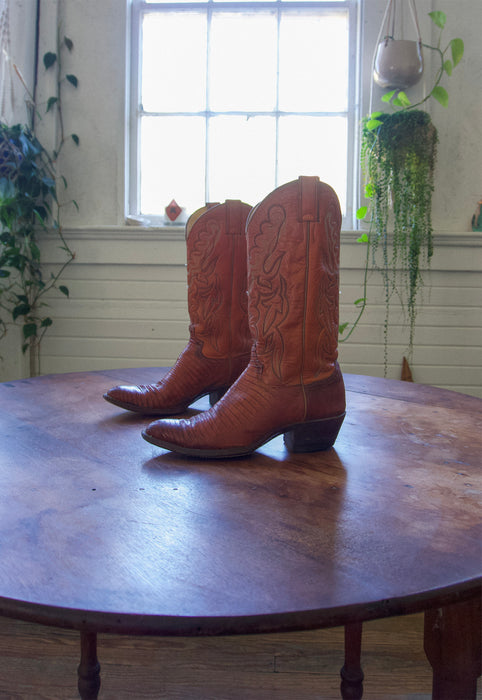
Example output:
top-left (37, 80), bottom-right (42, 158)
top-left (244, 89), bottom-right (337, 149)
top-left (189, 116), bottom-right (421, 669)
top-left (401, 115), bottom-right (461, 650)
top-left (104, 200), bottom-right (252, 414)
top-left (142, 176), bottom-right (345, 455)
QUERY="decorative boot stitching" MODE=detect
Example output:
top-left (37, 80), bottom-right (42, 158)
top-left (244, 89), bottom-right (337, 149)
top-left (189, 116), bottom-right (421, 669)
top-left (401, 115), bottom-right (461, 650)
top-left (248, 203), bottom-right (289, 381)
top-left (188, 220), bottom-right (223, 354)
top-left (316, 200), bottom-right (341, 366)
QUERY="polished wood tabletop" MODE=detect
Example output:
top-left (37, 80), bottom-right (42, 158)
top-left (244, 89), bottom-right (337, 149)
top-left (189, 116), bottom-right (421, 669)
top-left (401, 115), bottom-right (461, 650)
top-left (0, 369), bottom-right (480, 698)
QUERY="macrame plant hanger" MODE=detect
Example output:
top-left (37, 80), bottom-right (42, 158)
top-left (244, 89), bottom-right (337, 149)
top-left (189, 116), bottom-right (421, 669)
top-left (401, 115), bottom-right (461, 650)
top-left (0, 0), bottom-right (32, 125)
top-left (0, 0), bottom-right (16, 123)
top-left (370, 0), bottom-right (424, 113)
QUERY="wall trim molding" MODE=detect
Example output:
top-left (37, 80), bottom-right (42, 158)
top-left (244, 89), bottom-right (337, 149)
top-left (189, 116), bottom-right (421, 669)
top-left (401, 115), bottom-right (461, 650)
top-left (49, 227), bottom-right (482, 247)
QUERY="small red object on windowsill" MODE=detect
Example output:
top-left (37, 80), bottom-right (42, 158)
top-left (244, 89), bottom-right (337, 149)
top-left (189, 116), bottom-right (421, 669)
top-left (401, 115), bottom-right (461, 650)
top-left (165, 199), bottom-right (183, 222)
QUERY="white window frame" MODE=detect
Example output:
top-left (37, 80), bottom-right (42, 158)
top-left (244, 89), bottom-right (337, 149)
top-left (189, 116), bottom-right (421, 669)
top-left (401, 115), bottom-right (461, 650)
top-left (127, 0), bottom-right (360, 227)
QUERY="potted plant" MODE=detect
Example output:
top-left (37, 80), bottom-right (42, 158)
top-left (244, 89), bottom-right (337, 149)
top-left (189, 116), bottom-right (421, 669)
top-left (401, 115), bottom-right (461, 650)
top-left (340, 10), bottom-right (464, 375)
top-left (0, 34), bottom-right (78, 377)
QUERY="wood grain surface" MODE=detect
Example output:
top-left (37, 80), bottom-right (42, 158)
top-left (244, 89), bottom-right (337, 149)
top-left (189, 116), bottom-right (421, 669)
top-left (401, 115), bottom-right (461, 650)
top-left (0, 369), bottom-right (480, 636)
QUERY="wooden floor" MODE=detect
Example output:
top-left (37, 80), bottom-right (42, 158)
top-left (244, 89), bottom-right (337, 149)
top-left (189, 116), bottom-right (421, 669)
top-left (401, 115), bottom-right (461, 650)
top-left (0, 613), bottom-right (481, 699)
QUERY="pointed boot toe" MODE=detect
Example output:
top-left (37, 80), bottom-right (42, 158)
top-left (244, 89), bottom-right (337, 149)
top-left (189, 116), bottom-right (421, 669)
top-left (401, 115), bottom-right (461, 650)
top-left (103, 385), bottom-right (145, 410)
top-left (103, 384), bottom-right (188, 415)
top-left (142, 417), bottom-right (205, 456)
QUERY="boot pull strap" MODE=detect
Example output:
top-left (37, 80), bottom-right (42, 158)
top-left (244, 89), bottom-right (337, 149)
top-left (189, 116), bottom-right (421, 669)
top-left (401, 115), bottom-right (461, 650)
top-left (298, 176), bottom-right (320, 223)
top-left (225, 199), bottom-right (244, 235)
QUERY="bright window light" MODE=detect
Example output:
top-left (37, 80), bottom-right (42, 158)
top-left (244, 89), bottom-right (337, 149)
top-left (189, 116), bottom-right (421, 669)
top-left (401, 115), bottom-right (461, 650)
top-left (130, 0), bottom-right (358, 223)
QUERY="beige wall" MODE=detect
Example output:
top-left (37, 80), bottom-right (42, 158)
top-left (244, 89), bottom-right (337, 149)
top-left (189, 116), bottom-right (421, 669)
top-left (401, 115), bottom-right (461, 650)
top-left (1, 0), bottom-right (481, 396)
top-left (36, 226), bottom-right (482, 397)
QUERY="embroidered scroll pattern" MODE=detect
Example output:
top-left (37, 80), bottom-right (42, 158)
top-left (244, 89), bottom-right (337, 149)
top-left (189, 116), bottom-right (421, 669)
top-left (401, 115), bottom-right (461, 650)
top-left (187, 219), bottom-right (224, 354)
top-left (249, 204), bottom-right (289, 380)
top-left (316, 197), bottom-right (341, 367)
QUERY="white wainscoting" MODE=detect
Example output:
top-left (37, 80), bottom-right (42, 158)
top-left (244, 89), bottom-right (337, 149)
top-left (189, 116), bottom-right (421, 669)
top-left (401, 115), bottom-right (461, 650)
top-left (5, 226), bottom-right (481, 398)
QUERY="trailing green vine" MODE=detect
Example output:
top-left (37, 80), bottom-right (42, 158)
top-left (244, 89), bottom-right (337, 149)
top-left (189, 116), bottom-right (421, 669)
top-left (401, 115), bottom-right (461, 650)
top-left (340, 10), bottom-right (464, 375)
top-left (360, 110), bottom-right (437, 368)
top-left (0, 32), bottom-right (78, 377)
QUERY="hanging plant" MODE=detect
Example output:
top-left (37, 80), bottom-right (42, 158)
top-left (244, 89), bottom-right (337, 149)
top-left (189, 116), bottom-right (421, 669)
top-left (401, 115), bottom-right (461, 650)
top-left (360, 109), bottom-right (437, 365)
top-left (340, 10), bottom-right (464, 375)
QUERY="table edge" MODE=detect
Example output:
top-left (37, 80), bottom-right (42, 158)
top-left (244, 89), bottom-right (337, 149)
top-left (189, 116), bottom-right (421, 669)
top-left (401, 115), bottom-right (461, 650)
top-left (1, 578), bottom-right (480, 637)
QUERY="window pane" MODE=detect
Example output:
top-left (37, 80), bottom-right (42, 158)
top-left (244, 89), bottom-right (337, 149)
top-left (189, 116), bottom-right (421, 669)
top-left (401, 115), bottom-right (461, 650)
top-left (208, 115), bottom-right (276, 205)
top-left (142, 12), bottom-right (207, 112)
top-left (279, 12), bottom-right (349, 112)
top-left (277, 116), bottom-right (347, 214)
top-left (140, 116), bottom-right (206, 216)
top-left (209, 12), bottom-right (277, 111)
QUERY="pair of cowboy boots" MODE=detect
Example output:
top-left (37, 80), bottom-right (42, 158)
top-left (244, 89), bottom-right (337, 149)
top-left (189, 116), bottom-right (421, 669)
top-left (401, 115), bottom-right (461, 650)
top-left (104, 176), bottom-right (346, 458)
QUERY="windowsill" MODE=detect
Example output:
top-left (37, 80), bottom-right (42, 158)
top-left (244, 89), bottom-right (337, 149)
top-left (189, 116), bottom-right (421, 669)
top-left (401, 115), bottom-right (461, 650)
top-left (44, 226), bottom-right (482, 247)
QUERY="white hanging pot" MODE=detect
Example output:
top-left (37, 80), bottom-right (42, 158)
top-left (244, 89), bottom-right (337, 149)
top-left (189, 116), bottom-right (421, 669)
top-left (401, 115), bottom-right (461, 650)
top-left (372, 0), bottom-right (424, 90)
top-left (374, 38), bottom-right (423, 89)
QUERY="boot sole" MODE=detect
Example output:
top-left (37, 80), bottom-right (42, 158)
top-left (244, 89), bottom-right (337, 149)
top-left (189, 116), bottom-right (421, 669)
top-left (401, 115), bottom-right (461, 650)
top-left (142, 413), bottom-right (346, 459)
top-left (103, 386), bottom-right (229, 416)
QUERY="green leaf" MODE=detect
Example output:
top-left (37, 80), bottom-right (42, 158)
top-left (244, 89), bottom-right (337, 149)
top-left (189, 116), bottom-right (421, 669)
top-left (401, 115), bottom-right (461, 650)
top-left (29, 241), bottom-right (41, 261)
top-left (357, 233), bottom-right (369, 243)
top-left (22, 322), bottom-right (37, 340)
top-left (443, 60), bottom-right (453, 76)
top-left (59, 285), bottom-right (69, 297)
top-left (381, 89), bottom-right (396, 103)
top-left (354, 298), bottom-right (366, 306)
top-left (366, 119), bottom-right (382, 131)
top-left (72, 199), bottom-right (79, 211)
top-left (0, 270), bottom-right (11, 278)
top-left (64, 36), bottom-right (74, 51)
top-left (46, 96), bottom-right (58, 113)
top-left (43, 51), bottom-right (57, 69)
top-left (396, 91), bottom-right (411, 107)
top-left (432, 86), bottom-right (449, 107)
top-left (71, 134), bottom-right (80, 146)
top-left (429, 11), bottom-right (446, 29)
top-left (392, 92), bottom-right (411, 107)
top-left (451, 38), bottom-right (464, 66)
top-left (61, 175), bottom-right (68, 189)
top-left (13, 303), bottom-right (31, 320)
top-left (42, 176), bottom-right (56, 189)
top-left (339, 322), bottom-right (349, 335)
top-left (365, 183), bottom-right (375, 198)
top-left (34, 206), bottom-right (48, 222)
top-left (22, 342), bottom-right (29, 354)
top-left (66, 74), bottom-right (78, 88)
top-left (41, 317), bottom-right (53, 328)
top-left (356, 206), bottom-right (368, 220)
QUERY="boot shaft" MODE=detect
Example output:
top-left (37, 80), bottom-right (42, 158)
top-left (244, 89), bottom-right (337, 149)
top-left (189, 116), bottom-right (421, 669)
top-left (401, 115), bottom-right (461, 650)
top-left (246, 177), bottom-right (342, 385)
top-left (186, 200), bottom-right (252, 359)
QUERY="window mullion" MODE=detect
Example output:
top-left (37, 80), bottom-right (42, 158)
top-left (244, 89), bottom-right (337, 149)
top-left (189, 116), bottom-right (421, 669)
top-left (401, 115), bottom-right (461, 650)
top-left (205, 4), bottom-right (212, 203)
top-left (274, 4), bottom-right (281, 189)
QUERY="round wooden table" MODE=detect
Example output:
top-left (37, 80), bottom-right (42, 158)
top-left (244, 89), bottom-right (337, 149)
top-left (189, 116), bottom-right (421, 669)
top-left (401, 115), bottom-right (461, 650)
top-left (0, 369), bottom-right (480, 699)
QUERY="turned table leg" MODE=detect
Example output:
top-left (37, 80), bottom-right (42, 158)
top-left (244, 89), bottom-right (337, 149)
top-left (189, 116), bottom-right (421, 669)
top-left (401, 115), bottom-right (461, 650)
top-left (340, 622), bottom-right (364, 699)
top-left (77, 631), bottom-right (101, 700)
top-left (424, 595), bottom-right (482, 700)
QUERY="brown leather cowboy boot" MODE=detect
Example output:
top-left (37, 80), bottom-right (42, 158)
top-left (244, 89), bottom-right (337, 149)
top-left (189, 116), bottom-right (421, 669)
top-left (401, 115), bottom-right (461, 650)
top-left (104, 200), bottom-right (252, 415)
top-left (142, 176), bottom-right (345, 455)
